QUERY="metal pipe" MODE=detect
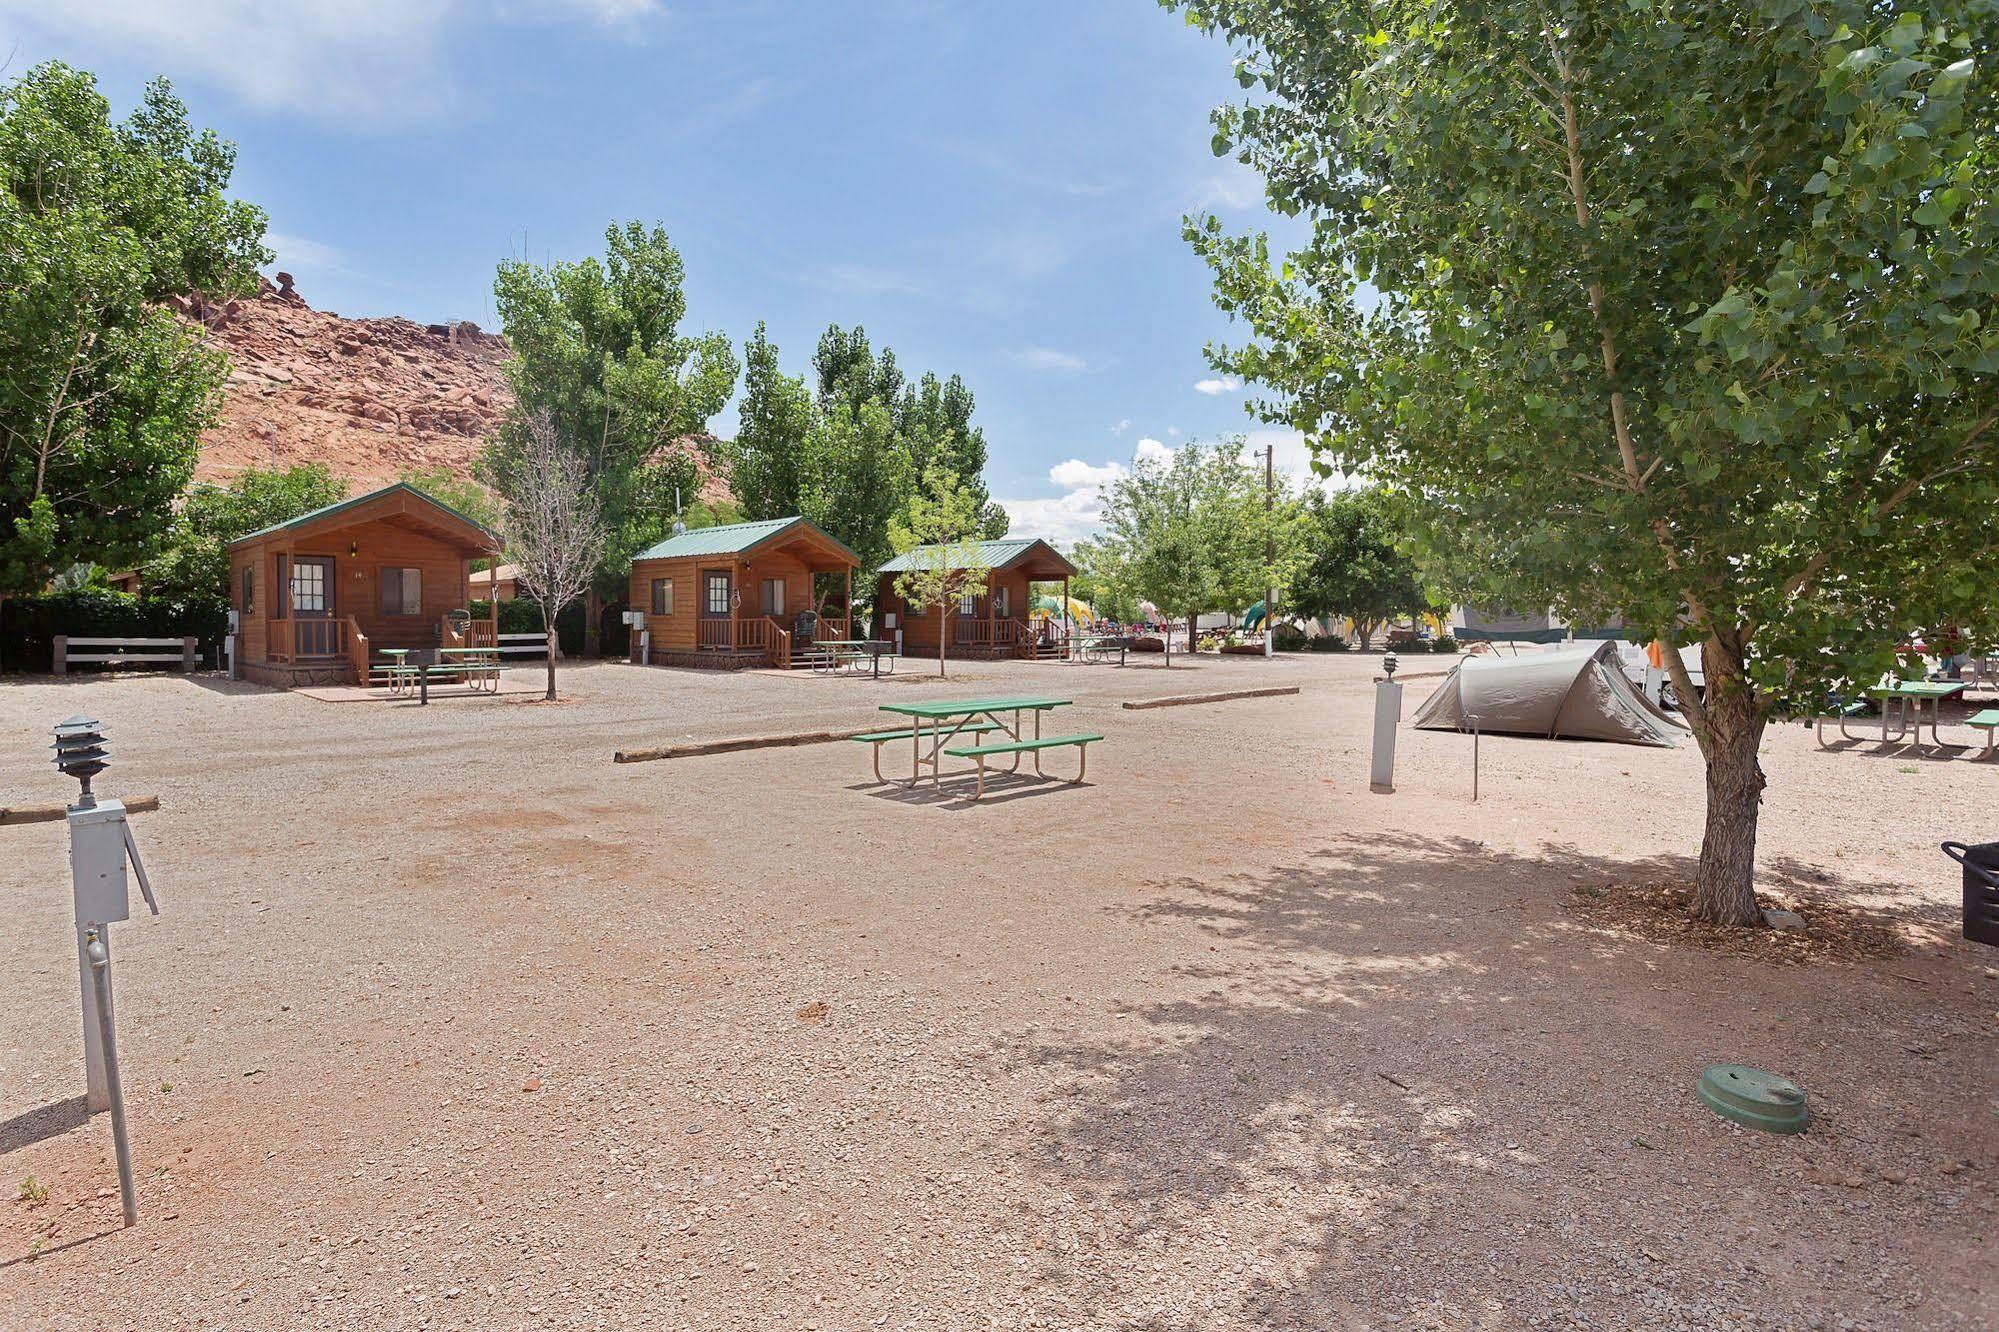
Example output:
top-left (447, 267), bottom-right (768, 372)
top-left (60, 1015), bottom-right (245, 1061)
top-left (1469, 714), bottom-right (1482, 802)
top-left (84, 929), bottom-right (137, 1227)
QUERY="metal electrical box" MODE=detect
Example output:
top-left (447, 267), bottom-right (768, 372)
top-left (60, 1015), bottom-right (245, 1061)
top-left (68, 802), bottom-right (133, 924)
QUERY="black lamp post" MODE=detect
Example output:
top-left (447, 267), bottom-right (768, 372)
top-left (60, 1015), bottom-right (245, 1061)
top-left (52, 714), bottom-right (108, 808)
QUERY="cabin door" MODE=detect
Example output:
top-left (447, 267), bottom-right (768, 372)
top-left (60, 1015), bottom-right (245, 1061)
top-left (289, 556), bottom-right (338, 656)
top-left (700, 567), bottom-right (732, 649)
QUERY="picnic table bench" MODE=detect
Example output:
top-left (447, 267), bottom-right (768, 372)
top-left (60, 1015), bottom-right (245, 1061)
top-left (944, 732), bottom-right (1104, 798)
top-left (1968, 708), bottom-right (1999, 758)
top-left (1071, 635), bottom-right (1130, 665)
top-left (869, 696), bottom-right (1095, 798)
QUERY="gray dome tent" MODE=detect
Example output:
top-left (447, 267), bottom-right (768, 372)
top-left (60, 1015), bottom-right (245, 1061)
top-left (1412, 640), bottom-right (1690, 747)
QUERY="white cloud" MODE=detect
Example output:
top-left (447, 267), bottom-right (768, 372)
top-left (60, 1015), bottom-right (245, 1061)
top-left (262, 231), bottom-right (342, 271)
top-left (1110, 418), bottom-right (1132, 436)
top-left (1194, 375), bottom-right (1241, 395)
top-left (992, 488), bottom-right (1110, 547)
top-left (515, 0), bottom-right (663, 23)
top-left (1134, 437), bottom-right (1173, 465)
top-left (1166, 426), bottom-right (1182, 437)
top-left (1010, 346), bottom-right (1089, 374)
top-left (1049, 458), bottom-right (1126, 489)
top-left (0, 0), bottom-right (663, 126)
top-left (1190, 161), bottom-right (1266, 211)
top-left (807, 263), bottom-right (926, 298)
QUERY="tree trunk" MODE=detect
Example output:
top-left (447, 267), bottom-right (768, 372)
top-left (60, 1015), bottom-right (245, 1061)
top-left (938, 603), bottom-right (948, 678)
top-left (583, 586), bottom-right (602, 659)
top-left (1688, 636), bottom-right (1766, 926)
top-left (543, 610), bottom-right (558, 701)
top-left (1188, 615), bottom-right (1200, 659)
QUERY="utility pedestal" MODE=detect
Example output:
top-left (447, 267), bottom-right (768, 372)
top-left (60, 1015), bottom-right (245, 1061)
top-left (1370, 652), bottom-right (1402, 794)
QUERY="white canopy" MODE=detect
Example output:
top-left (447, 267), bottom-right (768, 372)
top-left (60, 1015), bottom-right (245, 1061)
top-left (1412, 640), bottom-right (1690, 747)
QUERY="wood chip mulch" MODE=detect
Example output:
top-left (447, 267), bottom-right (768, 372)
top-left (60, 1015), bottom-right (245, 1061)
top-left (1565, 881), bottom-right (1913, 964)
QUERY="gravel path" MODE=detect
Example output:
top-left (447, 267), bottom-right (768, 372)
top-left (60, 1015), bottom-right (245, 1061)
top-left (0, 654), bottom-right (1993, 1330)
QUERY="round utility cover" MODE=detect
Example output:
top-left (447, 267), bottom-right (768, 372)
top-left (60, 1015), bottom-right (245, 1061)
top-left (1697, 1064), bottom-right (1808, 1135)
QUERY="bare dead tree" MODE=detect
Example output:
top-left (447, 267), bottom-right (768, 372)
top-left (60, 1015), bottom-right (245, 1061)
top-left (497, 410), bottom-right (606, 700)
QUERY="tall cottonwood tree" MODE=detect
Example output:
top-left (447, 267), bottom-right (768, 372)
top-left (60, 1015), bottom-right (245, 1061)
top-left (489, 222), bottom-right (736, 655)
top-left (0, 63), bottom-right (268, 607)
top-left (1171, 1), bottom-right (1999, 923)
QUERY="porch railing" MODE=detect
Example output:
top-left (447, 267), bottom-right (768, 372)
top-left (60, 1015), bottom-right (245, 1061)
top-left (345, 616), bottom-right (370, 682)
top-left (953, 616), bottom-right (1021, 647)
top-left (275, 617), bottom-right (348, 662)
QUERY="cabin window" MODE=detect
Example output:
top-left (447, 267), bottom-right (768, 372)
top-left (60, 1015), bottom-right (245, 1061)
top-left (956, 590), bottom-right (978, 616)
top-left (706, 572), bottom-right (731, 615)
top-left (290, 559), bottom-right (328, 613)
top-left (651, 578), bottom-right (673, 616)
top-left (380, 567), bottom-right (422, 617)
top-left (761, 578), bottom-right (785, 616)
top-left (271, 555), bottom-right (287, 618)
top-left (240, 566), bottom-right (254, 615)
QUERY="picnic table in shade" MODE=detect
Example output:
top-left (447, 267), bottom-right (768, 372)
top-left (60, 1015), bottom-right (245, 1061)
top-left (1868, 679), bottom-right (1968, 747)
top-left (867, 696), bottom-right (1080, 790)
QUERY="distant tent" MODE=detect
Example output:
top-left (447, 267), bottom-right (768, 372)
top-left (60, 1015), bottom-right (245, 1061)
top-left (1453, 605), bottom-right (1566, 644)
top-left (1412, 640), bottom-right (1690, 747)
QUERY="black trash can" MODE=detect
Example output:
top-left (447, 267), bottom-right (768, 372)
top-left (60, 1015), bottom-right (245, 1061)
top-left (1941, 842), bottom-right (1999, 946)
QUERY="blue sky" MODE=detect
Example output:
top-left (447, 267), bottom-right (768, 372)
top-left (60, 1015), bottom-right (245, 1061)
top-left (0, 0), bottom-right (1312, 543)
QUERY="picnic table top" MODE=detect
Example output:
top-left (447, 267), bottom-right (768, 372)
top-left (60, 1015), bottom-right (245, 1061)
top-left (1871, 680), bottom-right (1967, 699)
top-left (878, 696), bottom-right (1075, 719)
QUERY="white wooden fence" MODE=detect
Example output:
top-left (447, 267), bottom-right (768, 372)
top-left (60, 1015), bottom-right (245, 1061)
top-left (54, 636), bottom-right (199, 673)
top-left (495, 632), bottom-right (558, 659)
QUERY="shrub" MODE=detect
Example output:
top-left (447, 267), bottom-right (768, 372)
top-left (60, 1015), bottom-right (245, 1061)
top-left (0, 589), bottom-right (227, 674)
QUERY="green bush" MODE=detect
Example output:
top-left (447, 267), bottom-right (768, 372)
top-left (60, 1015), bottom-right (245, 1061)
top-left (1305, 635), bottom-right (1352, 653)
top-left (1, 589), bottom-right (227, 673)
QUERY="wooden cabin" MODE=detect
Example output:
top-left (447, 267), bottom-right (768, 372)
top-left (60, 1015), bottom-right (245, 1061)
top-left (875, 538), bottom-right (1077, 660)
top-left (227, 483), bottom-right (502, 687)
top-left (627, 517), bottom-right (860, 669)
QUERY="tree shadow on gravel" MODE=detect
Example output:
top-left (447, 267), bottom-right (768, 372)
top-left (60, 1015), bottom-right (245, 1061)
top-left (1000, 833), bottom-right (1970, 1330)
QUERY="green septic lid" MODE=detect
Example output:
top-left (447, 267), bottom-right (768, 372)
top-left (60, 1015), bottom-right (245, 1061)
top-left (1697, 1064), bottom-right (1809, 1135)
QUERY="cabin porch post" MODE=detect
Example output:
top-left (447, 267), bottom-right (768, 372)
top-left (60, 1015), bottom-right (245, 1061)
top-left (844, 566), bottom-right (852, 640)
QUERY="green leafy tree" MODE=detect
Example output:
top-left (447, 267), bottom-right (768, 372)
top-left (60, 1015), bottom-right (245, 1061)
top-left (889, 465), bottom-right (994, 678)
top-left (488, 221), bottom-right (737, 654)
top-left (0, 62), bottom-right (269, 616)
top-left (1291, 488), bottom-right (1436, 647)
top-left (396, 465), bottom-right (499, 532)
top-left (142, 463), bottom-right (349, 608)
top-left (1098, 440), bottom-right (1303, 661)
top-left (724, 322), bottom-right (1007, 579)
top-left (1069, 538), bottom-right (1140, 623)
top-left (1173, 1), bottom-right (1999, 924)
top-left (724, 322), bottom-right (814, 519)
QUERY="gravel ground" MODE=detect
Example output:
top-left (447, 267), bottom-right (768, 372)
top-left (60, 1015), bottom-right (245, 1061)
top-left (0, 653), bottom-right (1994, 1331)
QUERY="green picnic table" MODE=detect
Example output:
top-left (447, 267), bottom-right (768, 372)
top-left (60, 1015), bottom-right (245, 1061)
top-left (865, 695), bottom-right (1096, 796)
top-left (1867, 679), bottom-right (1967, 748)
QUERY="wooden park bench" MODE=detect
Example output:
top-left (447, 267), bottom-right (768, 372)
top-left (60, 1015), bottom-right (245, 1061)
top-left (944, 733), bottom-right (1103, 799)
top-left (850, 722), bottom-right (998, 781)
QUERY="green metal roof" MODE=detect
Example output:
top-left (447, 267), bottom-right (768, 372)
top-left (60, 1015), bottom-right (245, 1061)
top-left (877, 538), bottom-right (1051, 573)
top-left (229, 482), bottom-right (500, 547)
top-left (631, 516), bottom-right (857, 563)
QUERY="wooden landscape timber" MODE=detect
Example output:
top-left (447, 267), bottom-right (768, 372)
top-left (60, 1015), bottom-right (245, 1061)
top-left (614, 728), bottom-right (880, 764)
top-left (0, 794), bottom-right (160, 827)
top-left (1121, 686), bottom-right (1300, 710)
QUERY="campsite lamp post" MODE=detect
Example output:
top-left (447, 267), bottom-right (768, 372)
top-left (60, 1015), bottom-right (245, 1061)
top-left (1370, 653), bottom-right (1402, 794)
top-left (52, 714), bottom-right (160, 1227)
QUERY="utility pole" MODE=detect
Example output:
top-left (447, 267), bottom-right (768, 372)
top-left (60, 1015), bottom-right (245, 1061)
top-left (1263, 442), bottom-right (1275, 658)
